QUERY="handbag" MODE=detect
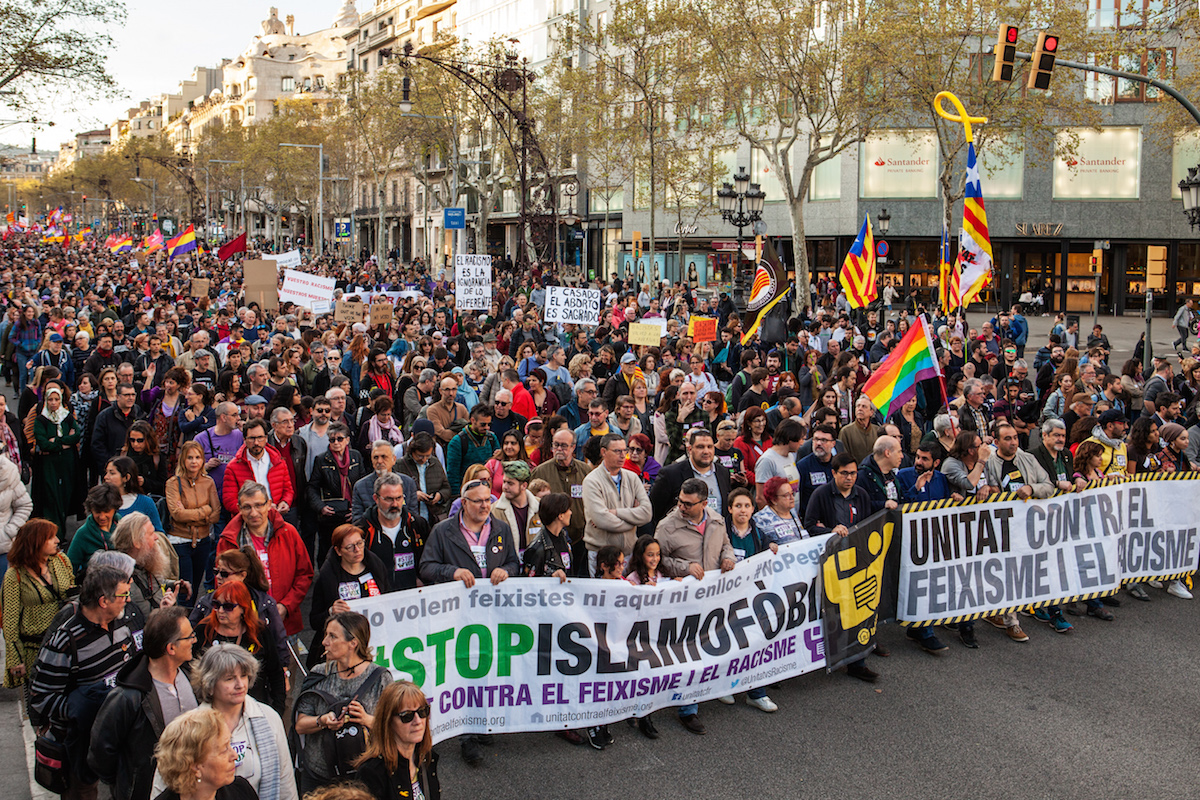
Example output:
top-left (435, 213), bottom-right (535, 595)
top-left (34, 730), bottom-right (70, 794)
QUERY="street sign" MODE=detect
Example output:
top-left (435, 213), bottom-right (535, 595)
top-left (444, 208), bottom-right (466, 229)
top-left (573, 230), bottom-right (585, 240)
top-left (162, 219), bottom-right (175, 235)
top-left (334, 219), bottom-right (351, 240)
top-left (752, 220), bottom-right (767, 236)
top-left (1093, 239), bottom-right (1110, 250)
top-left (876, 240), bottom-right (889, 257)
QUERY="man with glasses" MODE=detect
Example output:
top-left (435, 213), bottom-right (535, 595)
top-left (221, 418), bottom-right (294, 515)
top-left (489, 388), bottom-right (527, 439)
top-left (582, 433), bottom-right (651, 573)
top-left (31, 565), bottom-right (137, 800)
top-left (299, 396), bottom-right (333, 478)
top-left (797, 423), bottom-right (839, 515)
top-left (447, 404), bottom-right (499, 496)
top-left (269, 406), bottom-right (308, 529)
top-left (573, 399), bottom-right (612, 449)
top-left (89, 608), bottom-right (197, 800)
top-left (91, 381), bottom-right (144, 471)
top-left (217, 481), bottom-right (312, 638)
top-left (561, 378), bottom-right (596, 430)
top-left (957, 378), bottom-right (994, 444)
top-left (803, 453), bottom-right (882, 682)
top-left (420, 477), bottom-right (519, 767)
top-left (654, 477), bottom-right (735, 735)
top-left (531, 428), bottom-right (590, 572)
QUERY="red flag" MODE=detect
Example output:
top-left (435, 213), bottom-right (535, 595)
top-left (217, 232), bottom-right (247, 262)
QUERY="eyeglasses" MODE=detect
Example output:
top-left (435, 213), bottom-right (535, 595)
top-left (214, 569), bottom-right (245, 579)
top-left (628, 447), bottom-right (643, 454)
top-left (835, 470), bottom-right (858, 477)
top-left (678, 498), bottom-right (705, 509)
top-left (110, 591), bottom-right (132, 600)
top-left (340, 540), bottom-right (366, 551)
top-left (173, 631), bottom-right (198, 643)
top-left (215, 602), bottom-right (241, 613)
top-left (552, 442), bottom-right (572, 450)
top-left (330, 435), bottom-right (348, 442)
top-left (394, 706), bottom-right (431, 723)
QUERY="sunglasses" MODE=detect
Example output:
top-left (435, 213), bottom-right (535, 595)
top-left (215, 602), bottom-right (241, 612)
top-left (129, 437), bottom-right (145, 443)
top-left (394, 706), bottom-right (431, 723)
top-left (330, 435), bottom-right (348, 442)
top-left (215, 569), bottom-right (244, 579)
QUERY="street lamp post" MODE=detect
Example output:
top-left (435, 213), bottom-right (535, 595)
top-left (209, 160), bottom-right (243, 241)
top-left (1179, 167), bottom-right (1200, 229)
top-left (131, 178), bottom-right (157, 237)
top-left (279, 143), bottom-right (324, 258)
top-left (717, 167), bottom-right (766, 312)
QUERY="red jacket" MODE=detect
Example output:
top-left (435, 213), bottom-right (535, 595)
top-left (510, 382), bottom-right (536, 421)
top-left (221, 443), bottom-right (296, 514)
top-left (217, 508), bottom-right (313, 635)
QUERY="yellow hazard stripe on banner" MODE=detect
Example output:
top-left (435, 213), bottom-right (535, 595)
top-left (896, 472), bottom-right (1200, 626)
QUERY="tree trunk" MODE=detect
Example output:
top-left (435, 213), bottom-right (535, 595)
top-left (789, 194), bottom-right (810, 316)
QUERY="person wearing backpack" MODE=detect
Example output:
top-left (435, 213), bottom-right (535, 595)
top-left (293, 611), bottom-right (392, 794)
top-left (29, 564), bottom-right (137, 800)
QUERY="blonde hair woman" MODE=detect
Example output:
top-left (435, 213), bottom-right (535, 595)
top-left (153, 707), bottom-right (254, 800)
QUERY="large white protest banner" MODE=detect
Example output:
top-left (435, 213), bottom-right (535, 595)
top-left (265, 249), bottom-right (302, 268)
top-left (455, 254), bottom-right (491, 311)
top-left (544, 286), bottom-right (602, 326)
top-left (350, 539), bottom-right (828, 743)
top-left (278, 269), bottom-right (337, 310)
top-left (898, 477), bottom-right (1200, 626)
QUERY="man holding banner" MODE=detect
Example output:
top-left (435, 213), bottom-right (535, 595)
top-left (805, 452), bottom-right (884, 682)
top-left (654, 477), bottom-right (736, 735)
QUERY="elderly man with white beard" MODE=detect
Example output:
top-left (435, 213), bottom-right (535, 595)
top-left (111, 511), bottom-right (186, 618)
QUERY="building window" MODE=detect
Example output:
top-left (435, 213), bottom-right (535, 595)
top-left (361, 59), bottom-right (369, 72)
top-left (314, 75), bottom-right (325, 89)
top-left (247, 104), bottom-right (255, 117)
top-left (282, 76), bottom-right (295, 91)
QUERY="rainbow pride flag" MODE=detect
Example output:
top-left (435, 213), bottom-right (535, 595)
top-left (860, 316), bottom-right (941, 419)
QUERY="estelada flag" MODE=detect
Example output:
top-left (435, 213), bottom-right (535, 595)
top-left (840, 214), bottom-right (877, 309)
top-left (740, 237), bottom-right (790, 345)
top-left (217, 231), bottom-right (247, 261)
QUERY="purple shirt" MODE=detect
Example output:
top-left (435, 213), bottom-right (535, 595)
top-left (199, 427), bottom-right (244, 492)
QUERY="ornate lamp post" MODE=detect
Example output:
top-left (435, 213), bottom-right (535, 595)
top-left (717, 167), bottom-right (765, 311)
top-left (1179, 167), bottom-right (1200, 229)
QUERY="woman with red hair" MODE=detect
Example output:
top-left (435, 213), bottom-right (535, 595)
top-left (622, 432), bottom-right (660, 487)
top-left (2, 519), bottom-right (72, 687)
top-left (752, 476), bottom-right (809, 545)
top-left (194, 580), bottom-right (286, 713)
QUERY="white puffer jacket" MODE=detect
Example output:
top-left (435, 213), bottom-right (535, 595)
top-left (0, 454), bottom-right (32, 555)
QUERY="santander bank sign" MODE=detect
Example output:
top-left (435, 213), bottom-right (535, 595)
top-left (860, 131), bottom-right (939, 198)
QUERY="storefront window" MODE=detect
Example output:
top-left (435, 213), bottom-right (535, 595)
top-left (1179, 244), bottom-right (1200, 301)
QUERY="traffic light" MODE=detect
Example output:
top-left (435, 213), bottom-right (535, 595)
top-left (991, 24), bottom-right (1019, 82)
top-left (1027, 32), bottom-right (1058, 90)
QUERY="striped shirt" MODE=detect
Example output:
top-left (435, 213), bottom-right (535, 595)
top-left (29, 607), bottom-right (136, 728)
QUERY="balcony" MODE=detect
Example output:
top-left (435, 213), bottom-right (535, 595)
top-left (416, 0), bottom-right (453, 20)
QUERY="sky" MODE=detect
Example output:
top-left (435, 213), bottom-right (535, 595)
top-left (5, 0), bottom-right (345, 150)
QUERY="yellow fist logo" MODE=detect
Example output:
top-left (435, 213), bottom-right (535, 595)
top-left (823, 522), bottom-right (893, 630)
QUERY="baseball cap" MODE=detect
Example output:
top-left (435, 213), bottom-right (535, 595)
top-left (1098, 409), bottom-right (1125, 426)
top-left (620, 352), bottom-right (637, 364)
top-left (47, 333), bottom-right (63, 343)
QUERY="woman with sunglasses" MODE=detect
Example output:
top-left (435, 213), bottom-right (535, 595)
top-left (122, 421), bottom-right (168, 497)
top-left (308, 423), bottom-right (367, 565)
top-left (307, 524), bottom-right (390, 668)
top-left (193, 580), bottom-right (286, 714)
top-left (356, 681), bottom-right (440, 800)
top-left (190, 547), bottom-right (287, 657)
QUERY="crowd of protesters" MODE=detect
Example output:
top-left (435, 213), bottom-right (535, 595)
top-left (0, 239), bottom-right (1194, 800)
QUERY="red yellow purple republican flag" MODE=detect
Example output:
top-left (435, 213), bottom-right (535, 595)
top-left (840, 214), bottom-right (877, 309)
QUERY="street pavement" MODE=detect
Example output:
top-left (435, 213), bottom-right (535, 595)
top-left (0, 310), bottom-right (1193, 800)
